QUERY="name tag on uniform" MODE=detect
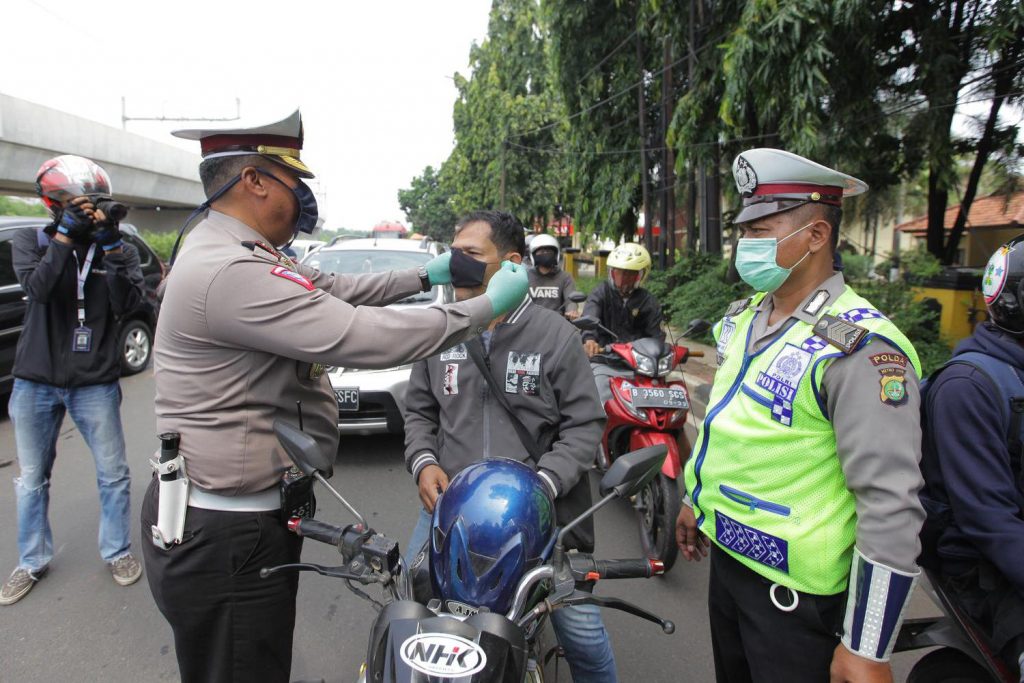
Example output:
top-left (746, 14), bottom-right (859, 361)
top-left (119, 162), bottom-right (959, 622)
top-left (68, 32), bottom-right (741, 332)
top-left (72, 326), bottom-right (92, 353)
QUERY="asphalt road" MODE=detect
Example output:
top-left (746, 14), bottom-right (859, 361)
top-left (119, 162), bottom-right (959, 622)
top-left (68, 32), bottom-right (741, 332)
top-left (0, 370), bottom-right (934, 682)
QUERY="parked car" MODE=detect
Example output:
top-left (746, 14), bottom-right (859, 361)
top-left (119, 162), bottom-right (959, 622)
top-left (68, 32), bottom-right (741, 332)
top-left (0, 217), bottom-right (165, 397)
top-left (302, 237), bottom-right (452, 434)
top-left (285, 238), bottom-right (323, 261)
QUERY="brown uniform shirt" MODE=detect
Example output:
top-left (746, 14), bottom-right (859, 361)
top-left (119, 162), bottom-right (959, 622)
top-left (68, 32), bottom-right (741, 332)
top-left (154, 211), bottom-right (493, 494)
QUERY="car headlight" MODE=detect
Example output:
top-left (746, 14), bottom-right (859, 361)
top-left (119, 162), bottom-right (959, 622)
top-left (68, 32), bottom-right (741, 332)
top-left (632, 351), bottom-right (656, 376)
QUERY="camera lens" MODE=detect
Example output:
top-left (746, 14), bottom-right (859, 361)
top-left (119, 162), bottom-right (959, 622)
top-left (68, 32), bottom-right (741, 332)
top-left (95, 199), bottom-right (129, 222)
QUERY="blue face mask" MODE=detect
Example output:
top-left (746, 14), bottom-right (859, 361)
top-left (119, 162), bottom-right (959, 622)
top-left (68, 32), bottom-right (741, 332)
top-left (734, 223), bottom-right (813, 293)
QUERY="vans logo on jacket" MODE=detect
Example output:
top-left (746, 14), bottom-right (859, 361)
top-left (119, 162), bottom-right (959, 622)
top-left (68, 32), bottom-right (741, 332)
top-left (530, 286), bottom-right (560, 299)
top-left (505, 352), bottom-right (541, 395)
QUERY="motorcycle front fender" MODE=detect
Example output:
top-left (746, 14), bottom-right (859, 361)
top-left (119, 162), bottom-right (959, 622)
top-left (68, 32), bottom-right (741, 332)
top-left (628, 430), bottom-right (680, 478)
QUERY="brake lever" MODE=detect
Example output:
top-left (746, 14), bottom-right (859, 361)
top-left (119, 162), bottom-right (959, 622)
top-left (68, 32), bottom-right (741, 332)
top-left (259, 562), bottom-right (369, 582)
top-left (561, 592), bottom-right (675, 634)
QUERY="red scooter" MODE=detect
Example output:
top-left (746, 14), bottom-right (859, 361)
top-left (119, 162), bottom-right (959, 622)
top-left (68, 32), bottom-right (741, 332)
top-left (575, 316), bottom-right (710, 571)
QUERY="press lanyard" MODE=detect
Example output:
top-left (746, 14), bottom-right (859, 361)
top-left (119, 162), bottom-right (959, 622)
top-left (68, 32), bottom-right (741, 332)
top-left (72, 244), bottom-right (97, 325)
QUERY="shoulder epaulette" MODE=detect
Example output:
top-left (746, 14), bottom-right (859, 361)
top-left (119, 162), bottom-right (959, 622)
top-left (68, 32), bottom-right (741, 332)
top-left (724, 297), bottom-right (752, 318)
top-left (812, 314), bottom-right (868, 355)
top-left (241, 240), bottom-right (286, 265)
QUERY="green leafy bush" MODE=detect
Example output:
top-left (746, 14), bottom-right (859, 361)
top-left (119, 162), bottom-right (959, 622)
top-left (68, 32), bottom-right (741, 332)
top-left (666, 260), bottom-right (751, 344)
top-left (574, 274), bottom-right (603, 295)
top-left (139, 231), bottom-right (178, 262)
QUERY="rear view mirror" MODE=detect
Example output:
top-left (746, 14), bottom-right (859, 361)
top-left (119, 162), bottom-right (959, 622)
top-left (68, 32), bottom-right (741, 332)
top-left (274, 419), bottom-right (333, 478)
top-left (599, 445), bottom-right (667, 497)
top-left (684, 319), bottom-right (711, 338)
top-left (572, 315), bottom-right (601, 331)
top-left (569, 292), bottom-right (587, 303)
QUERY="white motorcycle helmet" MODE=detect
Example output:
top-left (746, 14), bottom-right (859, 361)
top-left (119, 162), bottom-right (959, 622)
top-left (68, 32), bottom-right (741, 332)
top-left (529, 234), bottom-right (561, 270)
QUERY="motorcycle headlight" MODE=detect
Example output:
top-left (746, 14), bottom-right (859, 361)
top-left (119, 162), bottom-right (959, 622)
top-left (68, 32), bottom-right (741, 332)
top-left (632, 351), bottom-right (656, 376)
top-left (656, 353), bottom-right (674, 377)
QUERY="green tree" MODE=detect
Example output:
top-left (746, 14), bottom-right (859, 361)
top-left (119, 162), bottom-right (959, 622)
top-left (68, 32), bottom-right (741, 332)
top-left (397, 165), bottom-right (458, 242)
top-left (442, 0), bottom-right (565, 225)
top-left (0, 196), bottom-right (48, 217)
top-left (543, 0), bottom-right (660, 240)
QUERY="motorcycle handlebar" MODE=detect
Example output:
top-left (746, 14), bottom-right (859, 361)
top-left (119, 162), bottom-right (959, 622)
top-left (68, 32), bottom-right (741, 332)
top-left (567, 555), bottom-right (665, 581)
top-left (688, 350), bottom-right (704, 358)
top-left (287, 517), bottom-right (369, 559)
top-left (288, 517), bottom-right (345, 546)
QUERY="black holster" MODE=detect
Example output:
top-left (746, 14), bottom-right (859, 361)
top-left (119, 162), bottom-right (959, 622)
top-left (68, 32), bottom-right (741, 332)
top-left (279, 467), bottom-right (316, 523)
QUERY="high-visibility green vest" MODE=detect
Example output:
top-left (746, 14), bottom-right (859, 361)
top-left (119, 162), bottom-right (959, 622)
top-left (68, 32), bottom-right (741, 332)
top-left (683, 286), bottom-right (920, 595)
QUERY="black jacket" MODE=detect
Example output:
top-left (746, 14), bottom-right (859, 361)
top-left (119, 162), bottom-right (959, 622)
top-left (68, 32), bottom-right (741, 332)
top-left (12, 227), bottom-right (145, 388)
top-left (581, 280), bottom-right (664, 347)
top-left (922, 323), bottom-right (1024, 594)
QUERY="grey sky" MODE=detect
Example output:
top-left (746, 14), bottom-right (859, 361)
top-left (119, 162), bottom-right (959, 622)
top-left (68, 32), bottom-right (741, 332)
top-left (2, 0), bottom-right (490, 231)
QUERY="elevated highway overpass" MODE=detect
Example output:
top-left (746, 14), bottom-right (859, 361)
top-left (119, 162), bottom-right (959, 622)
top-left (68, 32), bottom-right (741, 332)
top-left (0, 93), bottom-right (204, 232)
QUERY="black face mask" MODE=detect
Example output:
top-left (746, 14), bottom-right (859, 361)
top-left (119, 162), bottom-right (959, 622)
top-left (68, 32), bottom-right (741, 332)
top-left (532, 250), bottom-right (558, 268)
top-left (450, 247), bottom-right (491, 288)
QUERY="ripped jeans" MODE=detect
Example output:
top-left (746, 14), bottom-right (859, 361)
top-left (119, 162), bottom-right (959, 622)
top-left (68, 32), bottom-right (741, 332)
top-left (8, 379), bottom-right (132, 572)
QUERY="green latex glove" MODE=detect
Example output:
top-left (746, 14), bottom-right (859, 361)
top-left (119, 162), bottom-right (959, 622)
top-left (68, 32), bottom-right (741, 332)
top-left (484, 261), bottom-right (529, 316)
top-left (423, 252), bottom-right (452, 286)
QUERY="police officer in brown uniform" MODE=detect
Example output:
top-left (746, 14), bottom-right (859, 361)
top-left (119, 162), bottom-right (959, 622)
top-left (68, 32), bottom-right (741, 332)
top-left (141, 110), bottom-right (530, 683)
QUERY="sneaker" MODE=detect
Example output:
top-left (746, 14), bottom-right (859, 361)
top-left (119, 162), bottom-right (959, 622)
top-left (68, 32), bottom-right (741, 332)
top-left (108, 553), bottom-right (142, 586)
top-left (0, 567), bottom-right (46, 606)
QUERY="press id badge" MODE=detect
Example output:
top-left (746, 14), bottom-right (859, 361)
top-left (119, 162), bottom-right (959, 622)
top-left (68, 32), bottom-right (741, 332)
top-left (72, 326), bottom-right (92, 353)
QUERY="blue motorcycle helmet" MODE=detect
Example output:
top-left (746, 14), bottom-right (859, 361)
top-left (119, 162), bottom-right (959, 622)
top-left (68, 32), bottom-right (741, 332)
top-left (430, 459), bottom-right (556, 615)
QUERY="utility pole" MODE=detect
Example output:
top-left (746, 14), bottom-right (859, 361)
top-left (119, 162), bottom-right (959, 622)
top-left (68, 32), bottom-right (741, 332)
top-left (687, 0), bottom-right (699, 252)
top-left (499, 128), bottom-right (508, 210)
top-left (636, 32), bottom-right (652, 254)
top-left (121, 97), bottom-right (241, 130)
top-left (660, 35), bottom-right (676, 267)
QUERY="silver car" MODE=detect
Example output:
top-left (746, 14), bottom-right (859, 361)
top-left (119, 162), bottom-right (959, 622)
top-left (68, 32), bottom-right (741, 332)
top-left (303, 237), bottom-right (452, 434)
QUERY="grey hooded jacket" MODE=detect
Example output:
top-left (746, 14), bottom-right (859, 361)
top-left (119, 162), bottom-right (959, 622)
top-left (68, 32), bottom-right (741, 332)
top-left (404, 299), bottom-right (605, 497)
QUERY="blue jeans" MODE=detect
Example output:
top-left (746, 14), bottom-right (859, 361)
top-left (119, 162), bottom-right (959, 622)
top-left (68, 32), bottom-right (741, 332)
top-left (406, 508), bottom-right (618, 682)
top-left (9, 379), bottom-right (132, 572)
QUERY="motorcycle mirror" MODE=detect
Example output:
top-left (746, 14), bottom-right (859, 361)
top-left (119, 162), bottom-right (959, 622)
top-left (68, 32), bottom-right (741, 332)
top-left (572, 315), bottom-right (601, 331)
top-left (684, 319), bottom-right (711, 337)
top-left (568, 292), bottom-right (587, 303)
top-left (274, 419), bottom-right (334, 478)
top-left (599, 445), bottom-right (668, 498)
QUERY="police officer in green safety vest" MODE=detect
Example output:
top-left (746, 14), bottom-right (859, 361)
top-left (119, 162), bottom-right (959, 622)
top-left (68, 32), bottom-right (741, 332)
top-left (676, 148), bottom-right (926, 683)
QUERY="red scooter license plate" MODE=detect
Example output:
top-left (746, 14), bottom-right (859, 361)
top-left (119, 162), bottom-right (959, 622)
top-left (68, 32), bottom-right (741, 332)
top-left (630, 387), bottom-right (689, 409)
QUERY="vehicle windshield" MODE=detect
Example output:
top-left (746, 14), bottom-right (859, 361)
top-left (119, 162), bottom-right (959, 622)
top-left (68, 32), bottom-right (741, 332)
top-left (306, 250), bottom-right (436, 304)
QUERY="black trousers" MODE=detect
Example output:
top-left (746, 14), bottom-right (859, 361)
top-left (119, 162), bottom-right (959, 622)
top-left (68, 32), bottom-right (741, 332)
top-left (709, 544), bottom-right (846, 683)
top-left (141, 478), bottom-right (302, 683)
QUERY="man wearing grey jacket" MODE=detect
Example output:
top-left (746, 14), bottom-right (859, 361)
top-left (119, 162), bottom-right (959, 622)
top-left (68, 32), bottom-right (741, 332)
top-left (403, 210), bottom-right (619, 682)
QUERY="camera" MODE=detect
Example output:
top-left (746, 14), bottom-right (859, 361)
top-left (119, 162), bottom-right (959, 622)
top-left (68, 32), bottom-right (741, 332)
top-left (90, 195), bottom-right (129, 222)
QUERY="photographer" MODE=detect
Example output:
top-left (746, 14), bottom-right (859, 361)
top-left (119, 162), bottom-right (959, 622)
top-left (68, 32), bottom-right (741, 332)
top-left (1, 155), bottom-right (146, 606)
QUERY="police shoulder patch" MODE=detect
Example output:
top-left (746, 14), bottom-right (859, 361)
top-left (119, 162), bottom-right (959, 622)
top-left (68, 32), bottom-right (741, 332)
top-left (879, 368), bottom-right (908, 406)
top-left (812, 314), bottom-right (868, 355)
top-left (270, 265), bottom-right (314, 291)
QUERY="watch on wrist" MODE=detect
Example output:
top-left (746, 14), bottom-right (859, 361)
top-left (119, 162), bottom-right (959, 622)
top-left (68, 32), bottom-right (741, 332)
top-left (417, 266), bottom-right (431, 292)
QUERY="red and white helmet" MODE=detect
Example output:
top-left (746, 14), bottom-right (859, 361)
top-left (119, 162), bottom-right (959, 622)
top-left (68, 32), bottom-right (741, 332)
top-left (35, 155), bottom-right (112, 213)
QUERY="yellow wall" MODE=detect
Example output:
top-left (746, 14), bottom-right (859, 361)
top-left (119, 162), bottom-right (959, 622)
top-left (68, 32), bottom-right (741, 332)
top-left (912, 286), bottom-right (988, 348)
